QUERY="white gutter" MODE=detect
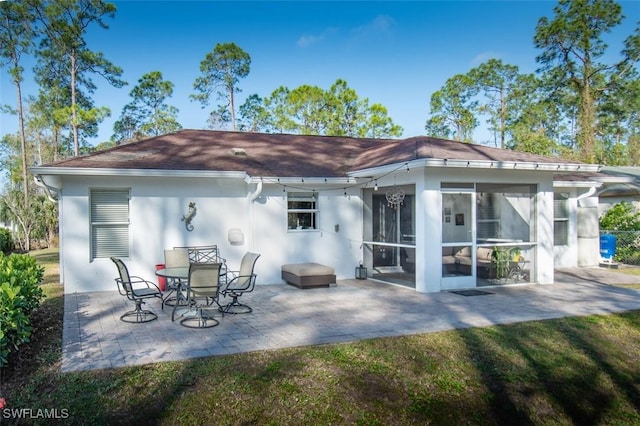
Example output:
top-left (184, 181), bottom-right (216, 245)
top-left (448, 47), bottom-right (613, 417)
top-left (29, 166), bottom-right (249, 179)
top-left (349, 159), bottom-right (601, 178)
top-left (245, 176), bottom-right (357, 185)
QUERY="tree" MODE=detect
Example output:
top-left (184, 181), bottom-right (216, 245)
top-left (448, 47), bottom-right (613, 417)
top-left (0, 1), bottom-right (36, 206)
top-left (362, 103), bottom-right (403, 138)
top-left (425, 74), bottom-right (478, 142)
top-left (112, 71), bottom-right (181, 142)
top-left (534, 0), bottom-right (640, 163)
top-left (206, 105), bottom-right (232, 131)
top-left (260, 79), bottom-right (402, 138)
top-left (237, 94), bottom-right (269, 132)
top-left (287, 84), bottom-right (328, 135)
top-left (32, 0), bottom-right (125, 156)
top-left (324, 79), bottom-right (364, 137)
top-left (263, 86), bottom-right (296, 133)
top-left (468, 59), bottom-right (520, 149)
top-left (191, 42), bottom-right (251, 131)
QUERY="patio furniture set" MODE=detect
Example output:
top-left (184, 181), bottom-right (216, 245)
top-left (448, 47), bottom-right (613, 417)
top-left (111, 245), bottom-right (260, 329)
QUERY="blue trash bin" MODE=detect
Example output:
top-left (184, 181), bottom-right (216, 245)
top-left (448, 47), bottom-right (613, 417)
top-left (600, 234), bottom-right (617, 261)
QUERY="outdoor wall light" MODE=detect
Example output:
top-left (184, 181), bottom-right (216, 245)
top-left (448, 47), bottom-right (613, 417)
top-left (228, 228), bottom-right (244, 245)
top-left (182, 201), bottom-right (196, 231)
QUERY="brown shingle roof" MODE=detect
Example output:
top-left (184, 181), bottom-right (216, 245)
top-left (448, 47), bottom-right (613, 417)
top-left (38, 129), bottom-right (584, 177)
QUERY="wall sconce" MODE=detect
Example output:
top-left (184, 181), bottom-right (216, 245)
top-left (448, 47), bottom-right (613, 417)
top-left (182, 201), bottom-right (196, 231)
top-left (228, 228), bottom-right (244, 245)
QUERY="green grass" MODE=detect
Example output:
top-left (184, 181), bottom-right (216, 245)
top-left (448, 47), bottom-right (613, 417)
top-left (2, 249), bottom-right (640, 425)
top-left (604, 266), bottom-right (640, 289)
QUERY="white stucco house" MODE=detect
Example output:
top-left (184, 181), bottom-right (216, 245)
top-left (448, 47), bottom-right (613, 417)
top-left (31, 130), bottom-right (602, 294)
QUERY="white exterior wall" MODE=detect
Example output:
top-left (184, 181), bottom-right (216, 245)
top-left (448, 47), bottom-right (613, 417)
top-left (58, 175), bottom-right (364, 293)
top-left (55, 165), bottom-right (577, 294)
top-left (250, 184), bottom-right (364, 283)
top-left (60, 175), bottom-right (250, 293)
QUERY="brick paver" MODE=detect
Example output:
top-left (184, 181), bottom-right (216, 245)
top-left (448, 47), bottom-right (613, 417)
top-left (61, 267), bottom-right (640, 372)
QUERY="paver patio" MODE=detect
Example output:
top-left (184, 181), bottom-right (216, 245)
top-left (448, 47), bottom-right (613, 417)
top-left (62, 267), bottom-right (640, 372)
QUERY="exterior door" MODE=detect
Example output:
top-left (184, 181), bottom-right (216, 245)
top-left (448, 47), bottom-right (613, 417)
top-left (441, 191), bottom-right (476, 290)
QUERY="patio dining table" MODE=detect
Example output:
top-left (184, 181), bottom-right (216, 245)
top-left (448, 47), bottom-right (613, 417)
top-left (156, 266), bottom-right (227, 322)
top-left (156, 267), bottom-right (191, 321)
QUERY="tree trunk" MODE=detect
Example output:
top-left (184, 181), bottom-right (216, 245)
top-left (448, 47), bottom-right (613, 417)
top-left (229, 85), bottom-right (236, 131)
top-left (15, 68), bottom-right (29, 207)
top-left (70, 52), bottom-right (79, 156)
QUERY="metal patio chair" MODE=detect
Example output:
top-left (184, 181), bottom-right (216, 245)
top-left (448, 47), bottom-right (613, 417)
top-left (162, 248), bottom-right (190, 309)
top-left (111, 257), bottom-right (163, 323)
top-left (175, 244), bottom-right (228, 281)
top-left (220, 252), bottom-right (260, 314)
top-left (179, 262), bottom-right (224, 328)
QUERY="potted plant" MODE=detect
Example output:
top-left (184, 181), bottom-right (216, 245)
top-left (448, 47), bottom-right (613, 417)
top-left (511, 247), bottom-right (523, 262)
top-left (490, 247), bottom-right (510, 280)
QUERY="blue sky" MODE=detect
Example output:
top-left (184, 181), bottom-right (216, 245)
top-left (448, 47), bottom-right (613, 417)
top-left (2, 0), bottom-right (640, 146)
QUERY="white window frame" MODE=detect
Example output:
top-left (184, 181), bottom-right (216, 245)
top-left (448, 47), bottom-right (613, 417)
top-left (553, 193), bottom-right (569, 246)
top-left (287, 192), bottom-right (318, 231)
top-left (90, 188), bottom-right (130, 260)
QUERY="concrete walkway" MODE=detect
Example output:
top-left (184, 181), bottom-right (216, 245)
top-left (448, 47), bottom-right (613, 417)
top-left (61, 267), bottom-right (640, 372)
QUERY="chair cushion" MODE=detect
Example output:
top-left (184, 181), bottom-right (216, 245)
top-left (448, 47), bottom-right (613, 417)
top-left (281, 263), bottom-right (335, 276)
top-left (477, 247), bottom-right (493, 260)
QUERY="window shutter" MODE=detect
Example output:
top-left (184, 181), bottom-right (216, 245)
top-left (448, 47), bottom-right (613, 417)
top-left (90, 189), bottom-right (130, 259)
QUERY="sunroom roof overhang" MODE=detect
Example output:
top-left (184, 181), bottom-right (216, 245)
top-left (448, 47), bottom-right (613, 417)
top-left (244, 176), bottom-right (358, 185)
top-left (348, 158), bottom-right (601, 178)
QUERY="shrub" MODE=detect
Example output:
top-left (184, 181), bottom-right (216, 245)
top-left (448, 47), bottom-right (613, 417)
top-left (0, 253), bottom-right (45, 367)
top-left (599, 202), bottom-right (640, 231)
top-left (0, 228), bottom-right (13, 254)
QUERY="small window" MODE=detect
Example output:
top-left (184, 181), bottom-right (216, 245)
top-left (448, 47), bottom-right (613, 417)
top-left (90, 189), bottom-right (130, 259)
top-left (287, 192), bottom-right (318, 230)
top-left (554, 193), bottom-right (569, 246)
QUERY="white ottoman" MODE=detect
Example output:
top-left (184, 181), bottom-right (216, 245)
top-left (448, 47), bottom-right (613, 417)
top-left (281, 263), bottom-right (336, 288)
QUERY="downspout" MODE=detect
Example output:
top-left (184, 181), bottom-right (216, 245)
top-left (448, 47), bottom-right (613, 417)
top-left (248, 180), bottom-right (263, 251)
top-left (249, 180), bottom-right (263, 202)
top-left (576, 185), bottom-right (598, 206)
top-left (34, 175), bottom-right (59, 202)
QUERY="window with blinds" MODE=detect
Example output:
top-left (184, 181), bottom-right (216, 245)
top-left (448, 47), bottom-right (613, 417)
top-left (554, 193), bottom-right (569, 246)
top-left (90, 189), bottom-right (130, 259)
top-left (287, 192), bottom-right (318, 230)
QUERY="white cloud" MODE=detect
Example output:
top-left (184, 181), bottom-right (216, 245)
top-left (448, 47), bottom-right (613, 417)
top-left (351, 14), bottom-right (396, 38)
top-left (296, 27), bottom-right (338, 48)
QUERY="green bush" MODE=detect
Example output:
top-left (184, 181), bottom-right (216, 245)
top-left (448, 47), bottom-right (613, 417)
top-left (599, 202), bottom-right (640, 231)
top-left (0, 228), bottom-right (13, 254)
top-left (0, 253), bottom-right (45, 367)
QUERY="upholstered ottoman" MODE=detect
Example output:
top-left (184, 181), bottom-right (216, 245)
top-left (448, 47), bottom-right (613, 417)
top-left (281, 263), bottom-right (336, 288)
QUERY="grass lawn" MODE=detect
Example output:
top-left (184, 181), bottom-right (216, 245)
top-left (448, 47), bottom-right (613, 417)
top-left (2, 249), bottom-right (640, 425)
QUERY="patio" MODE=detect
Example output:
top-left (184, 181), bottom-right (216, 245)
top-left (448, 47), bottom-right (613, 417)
top-left (62, 268), bottom-right (640, 372)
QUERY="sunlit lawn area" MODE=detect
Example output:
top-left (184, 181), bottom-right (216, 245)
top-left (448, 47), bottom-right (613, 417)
top-left (2, 248), bottom-right (640, 425)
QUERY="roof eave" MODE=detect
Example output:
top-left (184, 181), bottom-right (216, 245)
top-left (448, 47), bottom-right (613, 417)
top-left (30, 166), bottom-right (249, 180)
top-left (245, 176), bottom-right (357, 185)
top-left (349, 159), bottom-right (601, 177)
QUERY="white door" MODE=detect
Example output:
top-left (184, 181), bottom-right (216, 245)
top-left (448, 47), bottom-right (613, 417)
top-left (441, 192), bottom-right (476, 290)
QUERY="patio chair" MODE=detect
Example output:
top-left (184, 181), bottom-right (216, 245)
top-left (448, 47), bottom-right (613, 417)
top-left (220, 252), bottom-right (260, 314)
top-left (179, 262), bottom-right (224, 328)
top-left (162, 248), bottom-right (190, 309)
top-left (174, 245), bottom-right (223, 263)
top-left (111, 257), bottom-right (163, 323)
top-left (176, 244), bottom-right (228, 279)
